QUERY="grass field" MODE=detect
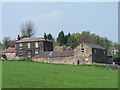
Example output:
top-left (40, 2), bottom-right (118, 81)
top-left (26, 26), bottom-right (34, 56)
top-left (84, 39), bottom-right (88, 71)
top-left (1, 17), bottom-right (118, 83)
top-left (2, 60), bottom-right (118, 88)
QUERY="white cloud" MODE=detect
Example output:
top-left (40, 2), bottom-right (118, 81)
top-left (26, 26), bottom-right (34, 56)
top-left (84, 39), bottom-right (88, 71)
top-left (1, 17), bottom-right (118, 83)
top-left (21, 10), bottom-right (63, 25)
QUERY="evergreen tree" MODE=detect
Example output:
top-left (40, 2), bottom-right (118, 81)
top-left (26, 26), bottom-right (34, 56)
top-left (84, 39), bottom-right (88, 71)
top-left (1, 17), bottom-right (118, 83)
top-left (57, 31), bottom-right (65, 46)
top-left (46, 33), bottom-right (53, 40)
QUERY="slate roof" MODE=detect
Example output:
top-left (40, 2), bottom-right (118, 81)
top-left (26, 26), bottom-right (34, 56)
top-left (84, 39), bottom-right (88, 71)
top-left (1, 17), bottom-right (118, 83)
top-left (84, 43), bottom-right (105, 49)
top-left (2, 48), bottom-right (16, 53)
top-left (33, 50), bottom-right (74, 58)
top-left (16, 37), bottom-right (52, 43)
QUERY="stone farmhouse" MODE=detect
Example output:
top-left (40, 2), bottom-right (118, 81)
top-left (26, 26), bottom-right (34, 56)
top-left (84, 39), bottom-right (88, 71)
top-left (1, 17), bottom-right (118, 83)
top-left (1, 35), bottom-right (109, 65)
top-left (15, 35), bottom-right (53, 59)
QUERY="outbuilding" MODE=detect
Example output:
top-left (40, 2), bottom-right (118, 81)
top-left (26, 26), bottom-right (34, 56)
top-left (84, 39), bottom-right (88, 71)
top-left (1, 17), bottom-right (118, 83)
top-left (2, 47), bottom-right (16, 60)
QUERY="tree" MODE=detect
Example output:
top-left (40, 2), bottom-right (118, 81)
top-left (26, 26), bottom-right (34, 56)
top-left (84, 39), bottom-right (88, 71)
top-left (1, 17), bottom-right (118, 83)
top-left (2, 37), bottom-right (11, 49)
top-left (0, 42), bottom-right (4, 50)
top-left (96, 37), bottom-right (113, 55)
top-left (67, 35), bottom-right (77, 49)
top-left (64, 35), bottom-right (69, 45)
top-left (80, 31), bottom-right (96, 43)
top-left (113, 43), bottom-right (120, 51)
top-left (113, 52), bottom-right (120, 65)
top-left (57, 31), bottom-right (65, 46)
top-left (8, 40), bottom-right (16, 48)
top-left (20, 20), bottom-right (35, 38)
top-left (46, 33), bottom-right (53, 40)
top-left (72, 33), bottom-right (81, 46)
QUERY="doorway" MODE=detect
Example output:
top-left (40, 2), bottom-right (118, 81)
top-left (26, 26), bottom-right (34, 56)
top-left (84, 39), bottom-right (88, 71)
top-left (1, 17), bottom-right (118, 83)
top-left (77, 60), bottom-right (80, 65)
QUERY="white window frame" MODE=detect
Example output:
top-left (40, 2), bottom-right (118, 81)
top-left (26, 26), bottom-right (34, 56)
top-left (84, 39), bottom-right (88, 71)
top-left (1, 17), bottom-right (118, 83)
top-left (28, 52), bottom-right (31, 57)
top-left (35, 42), bottom-right (39, 48)
top-left (35, 50), bottom-right (39, 55)
top-left (27, 43), bottom-right (31, 48)
top-left (19, 43), bottom-right (22, 47)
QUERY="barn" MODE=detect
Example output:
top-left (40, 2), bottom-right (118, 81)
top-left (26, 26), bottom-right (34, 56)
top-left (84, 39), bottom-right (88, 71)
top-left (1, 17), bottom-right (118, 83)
top-left (32, 43), bottom-right (109, 65)
top-left (74, 43), bottom-right (108, 65)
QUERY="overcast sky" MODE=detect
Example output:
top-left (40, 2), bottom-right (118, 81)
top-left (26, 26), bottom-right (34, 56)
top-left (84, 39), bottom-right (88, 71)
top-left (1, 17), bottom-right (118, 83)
top-left (1, 1), bottom-right (118, 43)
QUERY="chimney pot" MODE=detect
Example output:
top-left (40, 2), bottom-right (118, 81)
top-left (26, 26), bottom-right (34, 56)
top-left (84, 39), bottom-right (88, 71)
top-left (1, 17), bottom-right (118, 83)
top-left (17, 35), bottom-right (20, 40)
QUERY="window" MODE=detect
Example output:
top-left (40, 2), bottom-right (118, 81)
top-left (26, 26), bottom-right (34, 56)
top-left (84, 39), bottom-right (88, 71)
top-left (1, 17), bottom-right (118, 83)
top-left (94, 50), bottom-right (97, 55)
top-left (19, 51), bottom-right (23, 56)
top-left (49, 52), bottom-right (53, 56)
top-left (19, 43), bottom-right (22, 47)
top-left (41, 48), bottom-right (44, 52)
top-left (27, 43), bottom-right (31, 48)
top-left (35, 42), bottom-right (39, 48)
top-left (104, 51), bottom-right (106, 55)
top-left (28, 52), bottom-right (31, 57)
top-left (80, 48), bottom-right (84, 53)
top-left (35, 50), bottom-right (39, 55)
top-left (85, 58), bottom-right (89, 63)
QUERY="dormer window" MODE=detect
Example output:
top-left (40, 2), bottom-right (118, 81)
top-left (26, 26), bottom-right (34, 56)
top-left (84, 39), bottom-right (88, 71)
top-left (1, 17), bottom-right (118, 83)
top-left (27, 43), bottom-right (31, 48)
top-left (81, 48), bottom-right (84, 53)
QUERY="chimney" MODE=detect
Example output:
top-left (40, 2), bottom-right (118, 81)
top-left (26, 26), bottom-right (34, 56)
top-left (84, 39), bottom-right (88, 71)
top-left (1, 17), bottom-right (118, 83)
top-left (17, 35), bottom-right (20, 40)
top-left (44, 33), bottom-right (47, 41)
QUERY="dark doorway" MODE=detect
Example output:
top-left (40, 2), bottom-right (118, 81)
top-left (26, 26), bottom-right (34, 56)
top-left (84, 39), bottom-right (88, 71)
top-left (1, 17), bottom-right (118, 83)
top-left (77, 60), bottom-right (80, 65)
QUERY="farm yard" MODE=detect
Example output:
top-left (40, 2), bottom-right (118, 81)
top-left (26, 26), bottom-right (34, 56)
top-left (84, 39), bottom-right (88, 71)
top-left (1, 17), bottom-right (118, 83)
top-left (2, 60), bottom-right (118, 88)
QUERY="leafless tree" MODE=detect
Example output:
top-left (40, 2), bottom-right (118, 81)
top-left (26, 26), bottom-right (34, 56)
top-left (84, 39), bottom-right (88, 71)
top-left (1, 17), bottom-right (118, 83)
top-left (20, 20), bottom-right (35, 38)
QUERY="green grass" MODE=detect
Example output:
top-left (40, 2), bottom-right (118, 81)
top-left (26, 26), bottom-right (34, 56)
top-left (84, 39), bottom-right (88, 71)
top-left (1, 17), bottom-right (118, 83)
top-left (2, 60), bottom-right (118, 88)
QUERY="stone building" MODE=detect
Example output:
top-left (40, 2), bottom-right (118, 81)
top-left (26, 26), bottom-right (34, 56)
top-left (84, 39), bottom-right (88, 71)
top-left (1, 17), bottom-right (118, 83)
top-left (32, 50), bottom-right (74, 64)
top-left (2, 47), bottom-right (16, 60)
top-left (15, 36), bottom-right (53, 59)
top-left (74, 43), bottom-right (108, 65)
top-left (32, 43), bottom-right (109, 65)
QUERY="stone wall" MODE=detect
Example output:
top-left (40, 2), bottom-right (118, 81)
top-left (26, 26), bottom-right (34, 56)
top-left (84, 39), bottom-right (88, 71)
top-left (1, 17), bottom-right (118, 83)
top-left (32, 56), bottom-right (76, 65)
top-left (5, 53), bottom-right (16, 60)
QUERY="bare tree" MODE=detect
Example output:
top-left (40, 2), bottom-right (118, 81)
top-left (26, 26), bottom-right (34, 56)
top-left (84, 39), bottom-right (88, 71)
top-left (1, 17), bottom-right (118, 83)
top-left (20, 20), bottom-right (35, 38)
